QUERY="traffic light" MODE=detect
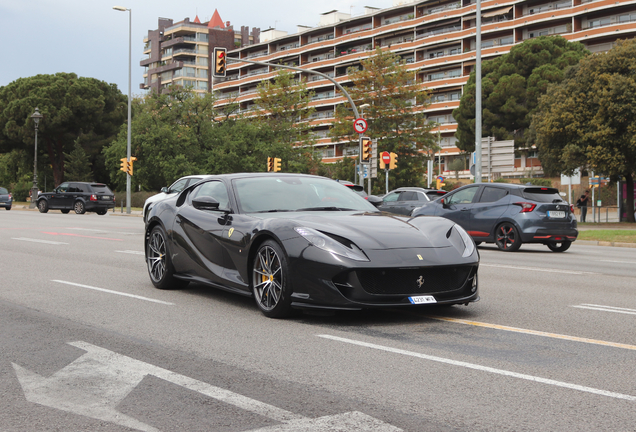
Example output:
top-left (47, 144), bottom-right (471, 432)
top-left (213, 47), bottom-right (227, 77)
top-left (120, 158), bottom-right (129, 174)
top-left (361, 138), bottom-right (372, 161)
top-left (128, 157), bottom-right (137, 176)
top-left (389, 152), bottom-right (398, 170)
top-left (267, 157), bottom-right (274, 172)
top-left (273, 157), bottom-right (282, 172)
top-left (436, 176), bottom-right (445, 190)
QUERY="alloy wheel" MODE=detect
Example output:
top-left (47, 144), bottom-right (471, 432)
top-left (495, 223), bottom-right (521, 252)
top-left (147, 230), bottom-right (167, 283)
top-left (253, 245), bottom-right (283, 311)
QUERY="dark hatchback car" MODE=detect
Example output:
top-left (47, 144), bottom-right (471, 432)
top-left (411, 183), bottom-right (577, 252)
top-left (0, 187), bottom-right (12, 210)
top-left (377, 187), bottom-right (447, 216)
top-left (36, 182), bottom-right (116, 215)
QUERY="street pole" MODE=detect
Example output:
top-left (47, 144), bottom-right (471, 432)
top-left (29, 108), bottom-right (43, 208)
top-left (114, 6), bottom-right (132, 214)
top-left (474, 0), bottom-right (483, 183)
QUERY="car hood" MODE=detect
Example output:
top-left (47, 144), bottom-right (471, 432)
top-left (259, 212), bottom-right (457, 250)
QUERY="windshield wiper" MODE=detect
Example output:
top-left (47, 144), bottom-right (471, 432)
top-left (296, 206), bottom-right (355, 211)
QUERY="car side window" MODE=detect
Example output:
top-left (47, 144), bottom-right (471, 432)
top-left (57, 183), bottom-right (69, 193)
top-left (447, 187), bottom-right (478, 205)
top-left (169, 179), bottom-right (188, 194)
top-left (193, 181), bottom-right (230, 209)
top-left (479, 187), bottom-right (508, 203)
top-left (185, 177), bottom-right (202, 187)
top-left (400, 191), bottom-right (417, 201)
top-left (416, 192), bottom-right (430, 201)
top-left (383, 192), bottom-right (400, 203)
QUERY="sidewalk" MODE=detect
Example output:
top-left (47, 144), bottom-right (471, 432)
top-left (10, 203), bottom-right (142, 217)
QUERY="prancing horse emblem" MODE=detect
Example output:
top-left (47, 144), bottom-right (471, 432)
top-left (416, 276), bottom-right (425, 288)
top-left (228, 228), bottom-right (234, 238)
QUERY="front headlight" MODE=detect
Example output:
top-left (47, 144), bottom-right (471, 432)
top-left (294, 227), bottom-right (369, 261)
top-left (453, 224), bottom-right (475, 258)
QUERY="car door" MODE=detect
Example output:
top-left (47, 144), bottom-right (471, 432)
top-left (437, 185), bottom-right (480, 231)
top-left (171, 180), bottom-right (233, 285)
top-left (48, 182), bottom-right (71, 209)
top-left (470, 186), bottom-right (510, 240)
top-left (378, 191), bottom-right (401, 213)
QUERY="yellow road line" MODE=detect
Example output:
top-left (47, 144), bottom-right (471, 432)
top-left (427, 316), bottom-right (636, 351)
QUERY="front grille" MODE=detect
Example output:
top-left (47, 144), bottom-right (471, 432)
top-left (356, 266), bottom-right (473, 295)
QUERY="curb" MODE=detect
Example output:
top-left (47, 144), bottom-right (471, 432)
top-left (575, 240), bottom-right (636, 248)
top-left (10, 205), bottom-right (142, 217)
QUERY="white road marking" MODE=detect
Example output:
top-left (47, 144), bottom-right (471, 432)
top-left (601, 259), bottom-right (636, 264)
top-left (571, 304), bottom-right (636, 316)
top-left (116, 250), bottom-right (145, 255)
top-left (426, 316), bottom-right (636, 350)
top-left (12, 237), bottom-right (68, 245)
top-left (13, 341), bottom-right (400, 432)
top-left (51, 280), bottom-right (174, 305)
top-left (480, 263), bottom-right (598, 275)
top-left (318, 334), bottom-right (636, 402)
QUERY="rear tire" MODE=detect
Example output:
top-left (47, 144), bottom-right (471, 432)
top-left (5, 206), bottom-right (10, 211)
top-left (547, 241), bottom-right (571, 252)
top-left (252, 240), bottom-right (293, 318)
top-left (37, 200), bottom-right (49, 213)
top-left (146, 225), bottom-right (189, 290)
top-left (96, 209), bottom-right (107, 215)
top-left (74, 201), bottom-right (86, 214)
top-left (495, 222), bottom-right (522, 252)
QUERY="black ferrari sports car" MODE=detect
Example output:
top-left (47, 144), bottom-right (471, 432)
top-left (145, 173), bottom-right (479, 318)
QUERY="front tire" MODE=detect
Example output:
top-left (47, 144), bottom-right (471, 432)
top-left (74, 201), bottom-right (86, 214)
top-left (146, 225), bottom-right (188, 290)
top-left (61, 209), bottom-right (70, 214)
top-left (495, 222), bottom-right (522, 252)
top-left (5, 206), bottom-right (10, 211)
top-left (96, 209), bottom-right (107, 215)
top-left (547, 241), bottom-right (571, 252)
top-left (252, 240), bottom-right (293, 318)
top-left (37, 200), bottom-right (49, 213)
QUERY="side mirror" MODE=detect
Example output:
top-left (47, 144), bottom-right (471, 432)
top-left (441, 198), bottom-right (449, 208)
top-left (161, 187), bottom-right (169, 193)
top-left (366, 195), bottom-right (383, 208)
top-left (192, 196), bottom-right (220, 211)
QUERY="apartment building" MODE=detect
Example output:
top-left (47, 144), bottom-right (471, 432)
top-left (212, 0), bottom-right (636, 177)
top-left (141, 10), bottom-right (260, 94)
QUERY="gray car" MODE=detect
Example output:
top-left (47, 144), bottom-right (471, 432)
top-left (411, 183), bottom-right (578, 252)
top-left (377, 187), bottom-right (447, 216)
top-left (0, 187), bottom-right (12, 210)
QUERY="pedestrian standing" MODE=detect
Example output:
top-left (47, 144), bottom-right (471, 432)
top-left (578, 190), bottom-right (590, 222)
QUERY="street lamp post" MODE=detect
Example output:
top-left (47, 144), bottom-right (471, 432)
top-left (113, 5), bottom-right (132, 214)
top-left (29, 108), bottom-right (44, 209)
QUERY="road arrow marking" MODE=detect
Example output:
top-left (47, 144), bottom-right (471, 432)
top-left (13, 341), bottom-right (401, 432)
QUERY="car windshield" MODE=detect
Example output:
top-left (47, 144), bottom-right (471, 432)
top-left (90, 184), bottom-right (113, 194)
top-left (0, 187), bottom-right (8, 194)
top-left (522, 187), bottom-right (563, 203)
top-left (233, 176), bottom-right (378, 214)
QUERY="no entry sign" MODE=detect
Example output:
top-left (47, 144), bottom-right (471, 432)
top-left (381, 151), bottom-right (391, 165)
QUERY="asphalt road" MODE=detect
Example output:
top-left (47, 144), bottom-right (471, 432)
top-left (1, 210), bottom-right (635, 431)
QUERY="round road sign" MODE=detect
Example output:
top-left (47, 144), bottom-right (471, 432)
top-left (381, 151), bottom-right (391, 165)
top-left (353, 118), bottom-right (368, 134)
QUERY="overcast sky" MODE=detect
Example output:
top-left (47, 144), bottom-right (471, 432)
top-left (0, 0), bottom-right (394, 95)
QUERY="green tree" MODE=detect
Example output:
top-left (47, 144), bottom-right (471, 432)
top-left (453, 36), bottom-right (588, 152)
top-left (64, 139), bottom-right (93, 182)
top-left (0, 73), bottom-right (126, 186)
top-left (532, 39), bottom-right (636, 222)
top-left (255, 69), bottom-right (319, 173)
top-left (330, 48), bottom-right (437, 192)
top-left (103, 87), bottom-right (220, 191)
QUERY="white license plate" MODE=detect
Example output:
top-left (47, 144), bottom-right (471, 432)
top-left (548, 211), bottom-right (565, 218)
top-left (408, 295), bottom-right (437, 304)
top-left (102, 196), bottom-right (111, 200)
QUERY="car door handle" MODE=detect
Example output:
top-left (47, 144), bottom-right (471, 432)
top-left (461, 208), bottom-right (470, 211)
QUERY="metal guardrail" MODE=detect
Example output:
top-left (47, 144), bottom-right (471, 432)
top-left (575, 206), bottom-right (621, 223)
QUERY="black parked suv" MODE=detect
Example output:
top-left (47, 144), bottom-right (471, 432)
top-left (36, 182), bottom-right (116, 215)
